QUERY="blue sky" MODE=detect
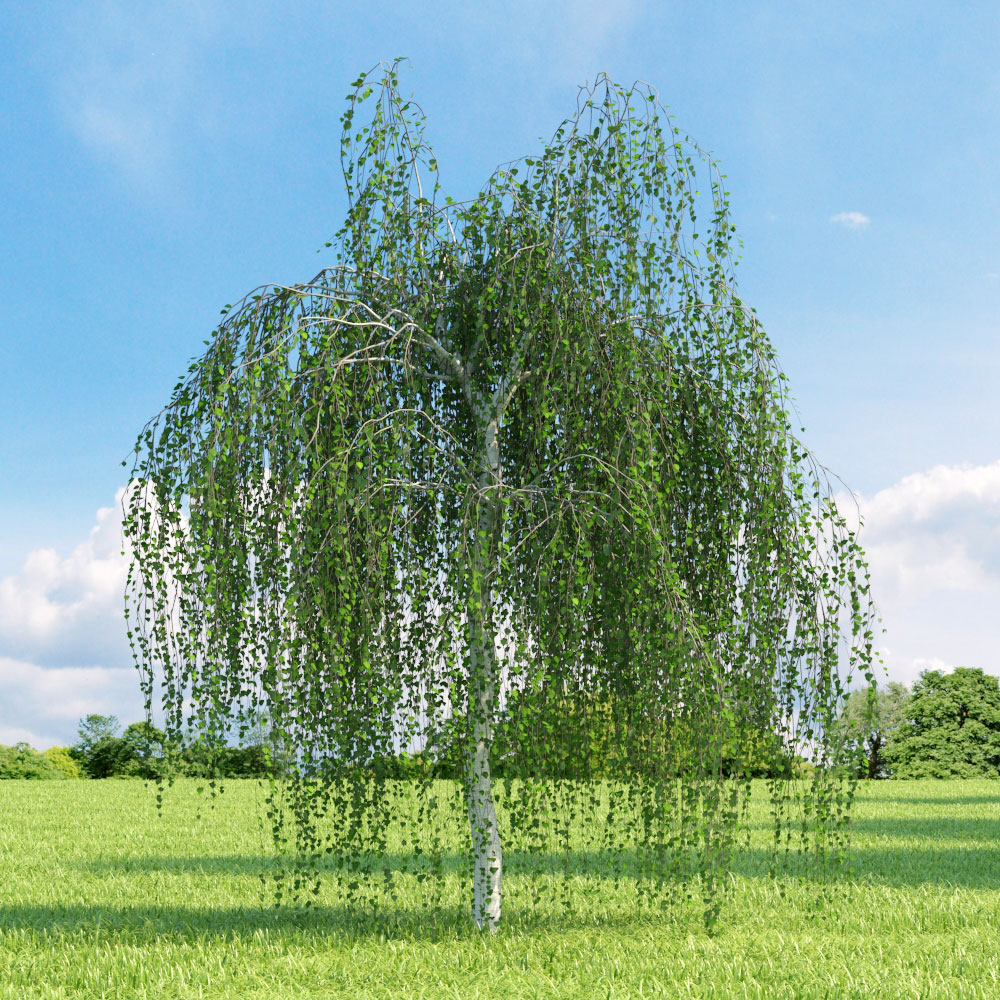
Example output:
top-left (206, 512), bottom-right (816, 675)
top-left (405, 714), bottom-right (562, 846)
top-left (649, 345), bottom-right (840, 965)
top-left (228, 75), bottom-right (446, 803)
top-left (2, 1), bottom-right (999, 747)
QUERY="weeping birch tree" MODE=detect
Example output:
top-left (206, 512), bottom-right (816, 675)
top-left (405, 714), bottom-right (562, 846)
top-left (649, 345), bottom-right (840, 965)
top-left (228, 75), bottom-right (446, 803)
top-left (124, 61), bottom-right (876, 933)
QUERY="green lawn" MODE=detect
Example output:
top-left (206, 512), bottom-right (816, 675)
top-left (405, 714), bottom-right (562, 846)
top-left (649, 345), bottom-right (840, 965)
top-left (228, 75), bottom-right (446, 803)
top-left (1, 777), bottom-right (998, 999)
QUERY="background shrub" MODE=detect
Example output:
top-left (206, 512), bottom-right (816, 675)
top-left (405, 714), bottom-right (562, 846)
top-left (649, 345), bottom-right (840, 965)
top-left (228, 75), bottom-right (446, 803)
top-left (0, 743), bottom-right (63, 779)
top-left (41, 747), bottom-right (83, 779)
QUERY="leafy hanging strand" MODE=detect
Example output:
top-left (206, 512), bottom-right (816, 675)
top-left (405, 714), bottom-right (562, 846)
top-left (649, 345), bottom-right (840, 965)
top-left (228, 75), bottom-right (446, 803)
top-left (124, 60), bottom-right (876, 934)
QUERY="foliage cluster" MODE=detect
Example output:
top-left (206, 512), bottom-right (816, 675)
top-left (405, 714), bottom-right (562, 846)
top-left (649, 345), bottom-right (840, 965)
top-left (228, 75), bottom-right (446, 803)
top-left (124, 60), bottom-right (877, 931)
top-left (838, 668), bottom-right (1000, 780)
top-left (882, 668), bottom-right (1000, 778)
top-left (406, 692), bottom-right (812, 782)
top-left (491, 687), bottom-right (813, 780)
top-left (0, 743), bottom-right (82, 780)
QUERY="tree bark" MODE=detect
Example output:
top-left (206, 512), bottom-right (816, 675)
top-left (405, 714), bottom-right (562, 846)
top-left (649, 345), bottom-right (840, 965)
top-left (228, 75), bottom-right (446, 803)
top-left (867, 733), bottom-right (883, 780)
top-left (424, 319), bottom-right (522, 932)
top-left (465, 414), bottom-right (503, 932)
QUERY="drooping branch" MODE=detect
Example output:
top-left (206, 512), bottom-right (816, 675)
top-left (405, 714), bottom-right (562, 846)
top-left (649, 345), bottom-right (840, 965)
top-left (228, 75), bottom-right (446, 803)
top-left (124, 60), bottom-right (877, 935)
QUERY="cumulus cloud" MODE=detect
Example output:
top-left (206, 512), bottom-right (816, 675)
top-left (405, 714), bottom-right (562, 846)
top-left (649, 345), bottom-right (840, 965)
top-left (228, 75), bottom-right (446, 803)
top-left (0, 658), bottom-right (143, 750)
top-left (0, 490), bottom-right (132, 670)
top-left (841, 461), bottom-right (1000, 598)
top-left (830, 211), bottom-right (870, 230)
top-left (839, 460), bottom-right (1000, 687)
top-left (0, 489), bottom-right (145, 748)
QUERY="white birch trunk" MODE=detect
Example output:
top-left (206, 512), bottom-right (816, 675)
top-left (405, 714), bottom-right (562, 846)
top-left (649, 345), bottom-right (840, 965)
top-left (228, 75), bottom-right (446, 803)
top-left (465, 415), bottom-right (503, 932)
top-left (424, 318), bottom-right (527, 932)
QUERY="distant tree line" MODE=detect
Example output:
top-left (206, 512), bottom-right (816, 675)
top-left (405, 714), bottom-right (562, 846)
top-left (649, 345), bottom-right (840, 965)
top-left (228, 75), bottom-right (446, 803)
top-left (0, 712), bottom-right (291, 780)
top-left (5, 666), bottom-right (999, 781)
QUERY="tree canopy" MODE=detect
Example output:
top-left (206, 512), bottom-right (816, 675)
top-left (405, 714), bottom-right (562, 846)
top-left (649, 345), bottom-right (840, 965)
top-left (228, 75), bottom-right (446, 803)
top-left (882, 668), bottom-right (1000, 779)
top-left (837, 682), bottom-right (909, 779)
top-left (124, 61), bottom-right (876, 933)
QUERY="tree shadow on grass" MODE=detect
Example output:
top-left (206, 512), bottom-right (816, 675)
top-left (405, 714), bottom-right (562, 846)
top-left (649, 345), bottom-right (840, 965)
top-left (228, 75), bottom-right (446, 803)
top-left (854, 793), bottom-right (1000, 807)
top-left (10, 835), bottom-right (1000, 946)
top-left (846, 814), bottom-right (1000, 842)
top-left (0, 896), bottom-right (696, 945)
top-left (9, 829), bottom-right (995, 946)
top-left (78, 833), bottom-right (1000, 892)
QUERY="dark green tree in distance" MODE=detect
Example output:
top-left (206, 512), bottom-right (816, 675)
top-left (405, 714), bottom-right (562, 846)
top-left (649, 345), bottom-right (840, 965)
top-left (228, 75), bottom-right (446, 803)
top-left (883, 668), bottom-right (1000, 778)
top-left (71, 717), bottom-right (167, 779)
top-left (68, 714), bottom-right (282, 780)
top-left (837, 682), bottom-right (909, 779)
top-left (71, 714), bottom-right (122, 778)
top-left (124, 61), bottom-right (876, 933)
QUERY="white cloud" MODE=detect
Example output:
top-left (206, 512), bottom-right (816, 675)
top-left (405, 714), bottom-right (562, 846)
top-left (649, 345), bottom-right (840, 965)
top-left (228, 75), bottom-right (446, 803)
top-left (830, 211), bottom-right (870, 230)
top-left (0, 489), bottom-right (143, 748)
top-left (842, 460), bottom-right (1000, 597)
top-left (0, 658), bottom-right (143, 750)
top-left (0, 490), bottom-right (131, 669)
top-left (839, 460), bottom-right (1000, 687)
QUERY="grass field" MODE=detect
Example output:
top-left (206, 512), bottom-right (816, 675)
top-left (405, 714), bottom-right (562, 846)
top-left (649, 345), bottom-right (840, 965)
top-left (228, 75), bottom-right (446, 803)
top-left (1, 777), bottom-right (998, 999)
